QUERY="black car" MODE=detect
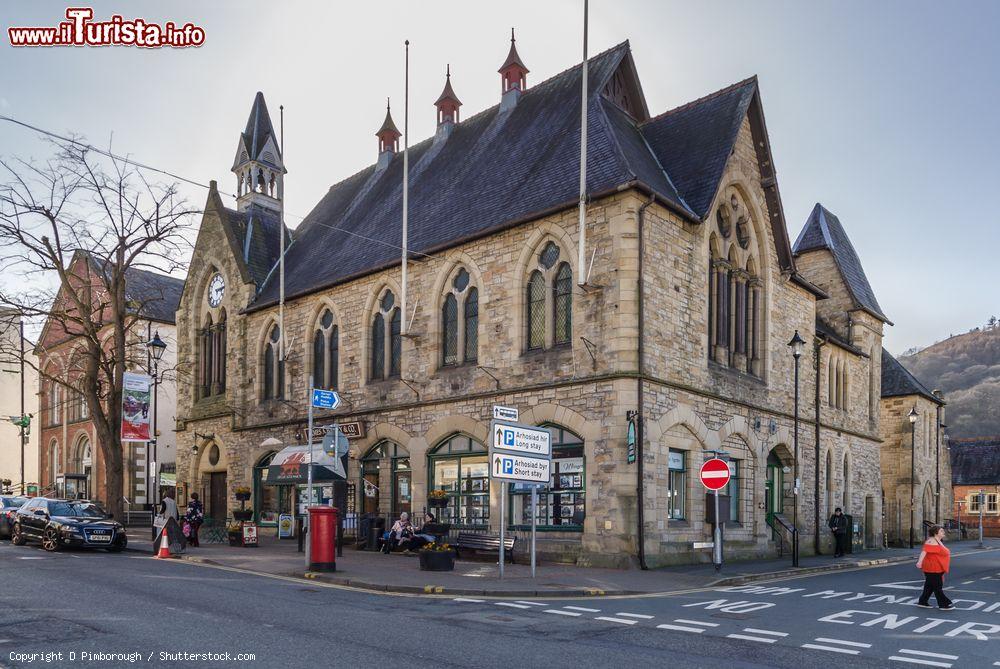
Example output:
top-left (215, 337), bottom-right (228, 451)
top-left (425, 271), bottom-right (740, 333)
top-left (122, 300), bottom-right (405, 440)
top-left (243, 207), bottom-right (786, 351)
top-left (0, 496), bottom-right (27, 538)
top-left (12, 498), bottom-right (127, 552)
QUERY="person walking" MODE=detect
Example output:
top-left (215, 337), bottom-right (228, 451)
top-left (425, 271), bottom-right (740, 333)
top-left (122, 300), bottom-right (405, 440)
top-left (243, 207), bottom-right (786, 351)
top-left (153, 488), bottom-right (181, 555)
top-left (828, 507), bottom-right (849, 557)
top-left (185, 492), bottom-right (204, 548)
top-left (916, 524), bottom-right (955, 610)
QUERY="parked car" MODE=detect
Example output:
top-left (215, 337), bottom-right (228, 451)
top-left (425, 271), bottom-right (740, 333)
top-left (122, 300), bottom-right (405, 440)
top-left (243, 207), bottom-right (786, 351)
top-left (11, 498), bottom-right (127, 552)
top-left (0, 496), bottom-right (27, 538)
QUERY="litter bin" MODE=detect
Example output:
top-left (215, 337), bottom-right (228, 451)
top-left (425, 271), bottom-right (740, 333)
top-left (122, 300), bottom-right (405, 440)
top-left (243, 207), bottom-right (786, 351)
top-left (308, 506), bottom-right (338, 572)
top-left (365, 515), bottom-right (386, 552)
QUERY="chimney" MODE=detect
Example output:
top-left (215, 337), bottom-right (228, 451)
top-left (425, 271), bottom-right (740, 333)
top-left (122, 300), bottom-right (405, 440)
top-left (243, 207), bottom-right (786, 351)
top-left (434, 64), bottom-right (462, 141)
top-left (375, 98), bottom-right (402, 170)
top-left (498, 28), bottom-right (529, 113)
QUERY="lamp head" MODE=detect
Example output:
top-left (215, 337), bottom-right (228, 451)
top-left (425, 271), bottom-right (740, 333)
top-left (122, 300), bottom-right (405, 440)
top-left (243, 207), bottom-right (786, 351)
top-left (148, 331), bottom-right (167, 362)
top-left (908, 406), bottom-right (919, 424)
top-left (788, 330), bottom-right (806, 359)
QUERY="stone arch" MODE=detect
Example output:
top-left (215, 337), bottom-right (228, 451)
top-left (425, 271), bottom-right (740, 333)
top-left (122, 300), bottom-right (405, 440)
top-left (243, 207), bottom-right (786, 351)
top-left (351, 422), bottom-right (415, 460)
top-left (191, 433), bottom-right (229, 482)
top-left (422, 414), bottom-right (489, 449)
top-left (361, 276), bottom-right (404, 381)
top-left (649, 405), bottom-right (715, 452)
top-left (256, 317), bottom-right (285, 400)
top-left (429, 253), bottom-right (485, 368)
top-left (305, 299), bottom-right (344, 389)
top-left (510, 223), bottom-right (579, 353)
top-left (842, 448), bottom-right (852, 512)
top-left (520, 403), bottom-right (599, 444)
top-left (921, 481), bottom-right (935, 524)
top-left (240, 433), bottom-right (288, 495)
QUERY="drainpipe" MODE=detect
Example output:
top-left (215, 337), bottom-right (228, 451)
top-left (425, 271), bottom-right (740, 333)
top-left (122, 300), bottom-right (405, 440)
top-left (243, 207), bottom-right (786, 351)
top-left (636, 195), bottom-right (654, 570)
top-left (814, 338), bottom-right (826, 555)
top-left (934, 390), bottom-right (942, 523)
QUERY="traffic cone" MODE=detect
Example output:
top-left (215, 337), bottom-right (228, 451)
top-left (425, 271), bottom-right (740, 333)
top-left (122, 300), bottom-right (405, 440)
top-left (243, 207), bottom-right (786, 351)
top-left (156, 526), bottom-right (172, 559)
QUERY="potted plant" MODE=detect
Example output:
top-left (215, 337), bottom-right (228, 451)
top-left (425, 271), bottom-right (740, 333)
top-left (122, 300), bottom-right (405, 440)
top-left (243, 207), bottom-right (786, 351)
top-left (428, 489), bottom-right (449, 509)
top-left (233, 509), bottom-right (253, 521)
top-left (234, 486), bottom-right (252, 502)
top-left (418, 542), bottom-right (456, 571)
top-left (226, 521), bottom-right (243, 547)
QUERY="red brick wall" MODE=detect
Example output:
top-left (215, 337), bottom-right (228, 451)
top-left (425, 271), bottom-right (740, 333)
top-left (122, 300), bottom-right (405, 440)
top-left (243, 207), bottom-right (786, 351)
top-left (952, 484), bottom-right (1000, 537)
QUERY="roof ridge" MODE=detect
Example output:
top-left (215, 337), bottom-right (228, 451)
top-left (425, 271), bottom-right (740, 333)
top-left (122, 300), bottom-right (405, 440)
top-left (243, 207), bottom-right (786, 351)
top-left (640, 75), bottom-right (757, 127)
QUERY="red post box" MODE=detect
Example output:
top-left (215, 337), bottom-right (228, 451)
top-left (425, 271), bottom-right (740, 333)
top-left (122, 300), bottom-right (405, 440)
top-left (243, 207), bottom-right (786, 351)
top-left (308, 506), bottom-right (338, 572)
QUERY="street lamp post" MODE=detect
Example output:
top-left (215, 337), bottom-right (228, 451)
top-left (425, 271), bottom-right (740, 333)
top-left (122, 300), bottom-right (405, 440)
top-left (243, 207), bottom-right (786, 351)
top-left (908, 406), bottom-right (918, 549)
top-left (788, 330), bottom-right (805, 567)
top-left (146, 331), bottom-right (167, 510)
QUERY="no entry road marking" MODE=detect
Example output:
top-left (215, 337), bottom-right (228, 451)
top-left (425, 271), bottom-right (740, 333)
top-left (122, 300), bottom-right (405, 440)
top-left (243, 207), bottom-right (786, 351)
top-left (544, 609), bottom-right (581, 617)
top-left (674, 619), bottom-right (719, 627)
top-left (495, 602), bottom-right (531, 609)
top-left (451, 598), bottom-right (484, 603)
top-left (595, 616), bottom-right (638, 625)
top-left (564, 606), bottom-right (600, 612)
top-left (888, 648), bottom-right (958, 668)
top-left (657, 623), bottom-right (707, 633)
top-left (801, 637), bottom-right (871, 656)
top-left (515, 601), bottom-right (546, 606)
top-left (617, 612), bottom-right (654, 619)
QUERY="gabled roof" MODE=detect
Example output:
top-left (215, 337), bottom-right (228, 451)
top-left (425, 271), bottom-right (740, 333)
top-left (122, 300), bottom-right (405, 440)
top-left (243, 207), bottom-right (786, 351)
top-left (248, 42), bottom-right (801, 310)
top-left (881, 348), bottom-right (942, 404)
top-left (816, 316), bottom-right (865, 356)
top-left (793, 203), bottom-right (891, 324)
top-left (950, 437), bottom-right (1000, 485)
top-left (124, 266), bottom-right (184, 323)
top-left (221, 203), bottom-right (290, 290)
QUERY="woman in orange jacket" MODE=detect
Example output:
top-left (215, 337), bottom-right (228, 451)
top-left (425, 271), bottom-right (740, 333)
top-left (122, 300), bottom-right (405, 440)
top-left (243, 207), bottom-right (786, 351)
top-left (916, 524), bottom-right (955, 610)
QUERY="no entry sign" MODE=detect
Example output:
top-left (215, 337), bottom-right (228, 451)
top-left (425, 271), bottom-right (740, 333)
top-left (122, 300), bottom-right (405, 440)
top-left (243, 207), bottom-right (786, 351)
top-left (700, 458), bottom-right (731, 491)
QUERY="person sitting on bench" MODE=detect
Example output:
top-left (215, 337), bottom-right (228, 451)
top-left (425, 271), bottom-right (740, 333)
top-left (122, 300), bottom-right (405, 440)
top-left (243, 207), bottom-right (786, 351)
top-left (381, 512), bottom-right (414, 554)
top-left (398, 512), bottom-right (438, 554)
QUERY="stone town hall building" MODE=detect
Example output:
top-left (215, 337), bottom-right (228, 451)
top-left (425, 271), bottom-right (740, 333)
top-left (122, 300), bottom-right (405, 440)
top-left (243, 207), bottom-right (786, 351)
top-left (174, 37), bottom-right (943, 566)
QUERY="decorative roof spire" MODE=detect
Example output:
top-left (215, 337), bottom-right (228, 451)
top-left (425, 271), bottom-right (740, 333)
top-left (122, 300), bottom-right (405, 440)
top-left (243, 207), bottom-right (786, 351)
top-left (498, 27), bottom-right (529, 94)
top-left (435, 64), bottom-right (462, 126)
top-left (376, 98), bottom-right (402, 154)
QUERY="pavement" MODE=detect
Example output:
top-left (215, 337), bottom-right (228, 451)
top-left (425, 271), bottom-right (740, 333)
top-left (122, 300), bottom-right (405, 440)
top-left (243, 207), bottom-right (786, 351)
top-left (2, 536), bottom-right (999, 668)
top-left (128, 527), bottom-right (997, 597)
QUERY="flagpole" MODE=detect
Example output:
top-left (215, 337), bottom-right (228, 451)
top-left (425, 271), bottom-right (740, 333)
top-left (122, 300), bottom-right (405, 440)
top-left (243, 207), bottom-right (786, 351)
top-left (278, 105), bottom-right (286, 361)
top-left (401, 39), bottom-right (410, 334)
top-left (577, 0), bottom-right (589, 287)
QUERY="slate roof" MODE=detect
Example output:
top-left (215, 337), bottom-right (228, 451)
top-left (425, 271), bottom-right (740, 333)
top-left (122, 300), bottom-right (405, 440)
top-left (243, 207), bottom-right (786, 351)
top-left (881, 348), bottom-right (942, 404)
top-left (242, 92), bottom-right (280, 165)
top-left (793, 203), bottom-right (891, 324)
top-left (950, 437), bottom-right (1000, 486)
top-left (124, 266), bottom-right (184, 323)
top-left (222, 204), bottom-right (290, 289)
top-left (248, 42), bottom-right (786, 310)
top-left (815, 316), bottom-right (864, 356)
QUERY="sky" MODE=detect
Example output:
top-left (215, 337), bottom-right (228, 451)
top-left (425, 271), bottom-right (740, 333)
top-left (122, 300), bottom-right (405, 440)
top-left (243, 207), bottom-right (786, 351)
top-left (1, 0), bottom-right (997, 355)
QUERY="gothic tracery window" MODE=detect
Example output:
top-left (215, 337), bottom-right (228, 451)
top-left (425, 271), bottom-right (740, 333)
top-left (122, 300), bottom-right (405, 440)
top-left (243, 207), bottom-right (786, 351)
top-left (525, 241), bottom-right (572, 352)
top-left (262, 323), bottom-right (284, 400)
top-left (371, 289), bottom-right (401, 381)
top-left (707, 188), bottom-right (761, 376)
top-left (442, 268), bottom-right (479, 366)
top-left (313, 308), bottom-right (339, 390)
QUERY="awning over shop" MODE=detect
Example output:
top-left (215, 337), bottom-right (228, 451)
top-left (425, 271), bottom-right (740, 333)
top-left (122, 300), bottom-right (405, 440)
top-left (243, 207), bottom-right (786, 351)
top-left (265, 444), bottom-right (346, 485)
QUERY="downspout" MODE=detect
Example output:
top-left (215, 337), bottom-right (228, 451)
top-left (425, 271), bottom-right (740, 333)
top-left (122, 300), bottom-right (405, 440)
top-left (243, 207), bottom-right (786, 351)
top-left (636, 195), bottom-right (654, 570)
top-left (814, 338), bottom-right (826, 554)
top-left (934, 391), bottom-right (942, 523)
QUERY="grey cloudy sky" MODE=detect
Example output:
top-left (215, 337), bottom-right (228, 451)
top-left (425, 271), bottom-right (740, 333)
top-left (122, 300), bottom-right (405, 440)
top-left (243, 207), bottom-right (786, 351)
top-left (1, 0), bottom-right (996, 354)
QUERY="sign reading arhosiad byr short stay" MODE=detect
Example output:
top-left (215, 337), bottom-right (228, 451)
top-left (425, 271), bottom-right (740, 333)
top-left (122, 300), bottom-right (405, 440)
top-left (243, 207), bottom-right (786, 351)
top-left (488, 420), bottom-right (552, 484)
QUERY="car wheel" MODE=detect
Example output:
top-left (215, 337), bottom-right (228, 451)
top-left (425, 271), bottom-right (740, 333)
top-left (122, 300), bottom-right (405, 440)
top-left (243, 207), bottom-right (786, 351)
top-left (41, 528), bottom-right (60, 552)
top-left (107, 536), bottom-right (127, 553)
top-left (11, 524), bottom-right (26, 546)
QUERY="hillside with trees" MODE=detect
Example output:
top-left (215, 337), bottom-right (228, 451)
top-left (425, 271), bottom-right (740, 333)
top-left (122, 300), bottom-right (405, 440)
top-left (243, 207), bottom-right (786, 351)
top-left (898, 319), bottom-right (1000, 439)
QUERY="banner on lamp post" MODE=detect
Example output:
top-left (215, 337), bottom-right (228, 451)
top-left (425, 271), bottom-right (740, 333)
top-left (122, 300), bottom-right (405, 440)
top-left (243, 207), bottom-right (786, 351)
top-left (120, 372), bottom-right (152, 442)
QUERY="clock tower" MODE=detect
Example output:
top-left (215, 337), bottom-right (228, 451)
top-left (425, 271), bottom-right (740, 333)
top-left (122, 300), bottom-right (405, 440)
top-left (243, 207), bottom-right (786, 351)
top-left (232, 92), bottom-right (285, 214)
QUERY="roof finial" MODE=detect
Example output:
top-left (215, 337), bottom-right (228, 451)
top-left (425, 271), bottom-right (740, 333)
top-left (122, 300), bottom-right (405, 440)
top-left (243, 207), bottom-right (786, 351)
top-left (386, 97), bottom-right (390, 112)
top-left (511, 27), bottom-right (515, 43)
top-left (446, 63), bottom-right (451, 78)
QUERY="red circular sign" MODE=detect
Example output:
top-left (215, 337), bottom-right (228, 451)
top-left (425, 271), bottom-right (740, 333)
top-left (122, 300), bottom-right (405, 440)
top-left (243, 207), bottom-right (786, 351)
top-left (700, 458), bottom-right (731, 491)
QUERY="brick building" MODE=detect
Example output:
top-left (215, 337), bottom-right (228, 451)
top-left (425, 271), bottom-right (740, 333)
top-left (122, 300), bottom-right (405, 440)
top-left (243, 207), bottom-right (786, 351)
top-left (879, 350), bottom-right (950, 545)
top-left (36, 251), bottom-right (182, 509)
top-left (174, 38), bottom-right (898, 566)
top-left (950, 437), bottom-right (1000, 538)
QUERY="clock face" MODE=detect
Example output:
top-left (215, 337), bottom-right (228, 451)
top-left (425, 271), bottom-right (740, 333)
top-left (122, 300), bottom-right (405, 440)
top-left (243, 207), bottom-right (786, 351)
top-left (207, 273), bottom-right (225, 308)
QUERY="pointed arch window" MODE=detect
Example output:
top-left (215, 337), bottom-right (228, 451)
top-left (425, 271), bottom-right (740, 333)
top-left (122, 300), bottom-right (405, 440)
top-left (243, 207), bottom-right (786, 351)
top-left (371, 290), bottom-right (401, 381)
top-left (524, 242), bottom-right (572, 352)
top-left (199, 314), bottom-right (214, 398)
top-left (262, 324), bottom-right (284, 400)
top-left (441, 268), bottom-right (479, 367)
top-left (313, 309), bottom-right (339, 389)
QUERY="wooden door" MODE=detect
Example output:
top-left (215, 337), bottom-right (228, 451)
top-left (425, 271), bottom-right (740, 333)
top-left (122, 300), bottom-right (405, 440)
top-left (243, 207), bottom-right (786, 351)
top-left (209, 472), bottom-right (228, 520)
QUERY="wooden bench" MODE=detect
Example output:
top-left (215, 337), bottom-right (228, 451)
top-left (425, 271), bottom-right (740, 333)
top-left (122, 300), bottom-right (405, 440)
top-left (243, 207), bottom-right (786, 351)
top-left (455, 532), bottom-right (516, 563)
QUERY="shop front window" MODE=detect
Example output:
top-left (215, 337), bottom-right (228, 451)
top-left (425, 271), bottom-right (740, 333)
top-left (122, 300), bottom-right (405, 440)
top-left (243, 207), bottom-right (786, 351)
top-left (510, 425), bottom-right (585, 530)
top-left (668, 449), bottom-right (686, 520)
top-left (254, 452), bottom-right (292, 525)
top-left (429, 435), bottom-right (488, 527)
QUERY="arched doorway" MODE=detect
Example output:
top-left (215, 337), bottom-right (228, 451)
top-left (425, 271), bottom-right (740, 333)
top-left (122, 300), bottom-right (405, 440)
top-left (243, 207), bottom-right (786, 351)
top-left (764, 444), bottom-right (793, 524)
top-left (428, 434), bottom-right (487, 527)
top-left (359, 441), bottom-right (411, 517)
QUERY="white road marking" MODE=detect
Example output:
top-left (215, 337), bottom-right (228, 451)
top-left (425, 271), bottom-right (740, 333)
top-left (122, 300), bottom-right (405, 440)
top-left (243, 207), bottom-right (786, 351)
top-left (515, 601), bottom-right (546, 606)
top-left (888, 657), bottom-right (952, 668)
top-left (674, 619), bottom-right (719, 627)
top-left (801, 644), bottom-right (858, 655)
top-left (897, 650), bottom-right (958, 661)
top-left (616, 612), bottom-right (654, 619)
top-left (451, 598), bottom-right (484, 603)
top-left (657, 624), bottom-right (706, 633)
top-left (564, 606), bottom-right (600, 612)
top-left (815, 638), bottom-right (871, 648)
top-left (727, 633), bottom-right (777, 644)
top-left (544, 609), bottom-right (581, 617)
top-left (494, 602), bottom-right (531, 609)
top-left (595, 616), bottom-right (638, 625)
top-left (17, 556), bottom-right (45, 560)
top-left (962, 580), bottom-right (974, 585)
top-left (742, 628), bottom-right (787, 637)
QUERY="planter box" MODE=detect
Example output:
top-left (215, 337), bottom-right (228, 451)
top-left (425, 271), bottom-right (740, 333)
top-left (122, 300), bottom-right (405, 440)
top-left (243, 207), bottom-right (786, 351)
top-left (232, 510), bottom-right (253, 521)
top-left (419, 549), bottom-right (456, 572)
top-left (235, 492), bottom-right (252, 502)
top-left (428, 498), bottom-right (449, 509)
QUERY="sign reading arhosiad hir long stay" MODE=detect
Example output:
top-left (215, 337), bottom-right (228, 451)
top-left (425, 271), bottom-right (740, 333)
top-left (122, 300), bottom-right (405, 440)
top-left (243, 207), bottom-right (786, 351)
top-left (120, 372), bottom-right (152, 441)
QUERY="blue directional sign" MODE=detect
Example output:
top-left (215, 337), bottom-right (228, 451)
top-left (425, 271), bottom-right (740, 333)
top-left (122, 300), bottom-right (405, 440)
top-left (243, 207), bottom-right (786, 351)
top-left (311, 389), bottom-right (341, 410)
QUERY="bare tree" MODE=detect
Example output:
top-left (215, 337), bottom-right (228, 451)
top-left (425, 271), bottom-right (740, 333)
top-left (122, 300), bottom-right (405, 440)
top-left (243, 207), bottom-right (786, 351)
top-left (0, 138), bottom-right (195, 517)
